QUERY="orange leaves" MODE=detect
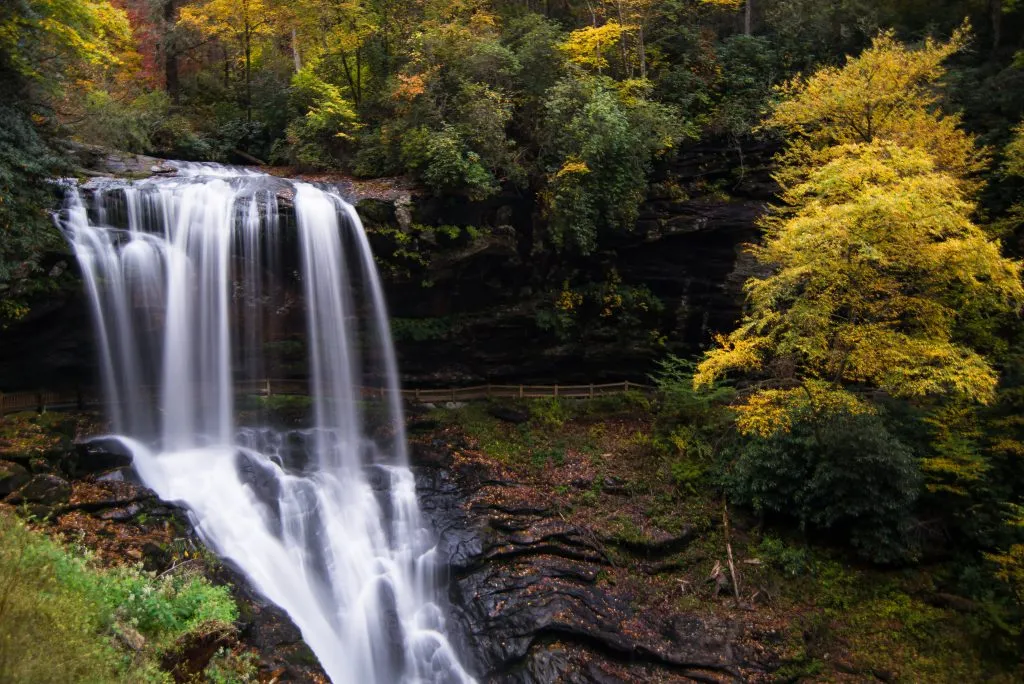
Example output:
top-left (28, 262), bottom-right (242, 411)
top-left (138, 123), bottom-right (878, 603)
top-left (393, 73), bottom-right (428, 102)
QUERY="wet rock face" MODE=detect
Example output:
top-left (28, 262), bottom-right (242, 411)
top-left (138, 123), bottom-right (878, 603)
top-left (416, 455), bottom-right (778, 683)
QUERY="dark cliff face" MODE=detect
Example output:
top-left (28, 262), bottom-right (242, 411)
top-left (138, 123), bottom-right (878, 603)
top-left (382, 139), bottom-right (777, 386)
top-left (0, 281), bottom-right (96, 391)
top-left (0, 140), bottom-right (776, 391)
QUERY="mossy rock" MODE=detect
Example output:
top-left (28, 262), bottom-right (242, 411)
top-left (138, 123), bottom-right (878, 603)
top-left (0, 460), bottom-right (31, 497)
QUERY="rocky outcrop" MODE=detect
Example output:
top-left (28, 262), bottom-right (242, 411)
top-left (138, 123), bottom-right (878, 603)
top-left (65, 141), bottom-right (178, 178)
top-left (0, 138), bottom-right (776, 391)
top-left (416, 449), bottom-right (782, 682)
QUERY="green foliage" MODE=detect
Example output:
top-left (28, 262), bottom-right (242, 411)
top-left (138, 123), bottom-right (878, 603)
top-left (204, 648), bottom-right (258, 684)
top-left (757, 535), bottom-right (814, 577)
top-left (711, 35), bottom-right (778, 137)
top-left (727, 408), bottom-right (921, 563)
top-left (411, 126), bottom-right (499, 199)
top-left (0, 511), bottom-right (237, 682)
top-left (0, 0), bottom-right (131, 322)
top-left (652, 355), bottom-right (734, 428)
top-left (281, 67), bottom-right (360, 168)
top-left (73, 91), bottom-right (193, 155)
top-left (536, 270), bottom-right (665, 344)
top-left (540, 75), bottom-right (687, 253)
top-left (0, 0), bottom-right (131, 89)
top-left (38, 534), bottom-right (236, 647)
top-left (649, 356), bottom-right (734, 495)
top-left (389, 317), bottom-right (451, 342)
top-left (1007, 123), bottom-right (1024, 178)
top-left (668, 451), bottom-right (706, 492)
top-left (530, 398), bottom-right (572, 430)
top-left (0, 103), bottom-right (65, 323)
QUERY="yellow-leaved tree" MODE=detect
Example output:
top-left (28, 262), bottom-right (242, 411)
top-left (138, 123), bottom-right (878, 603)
top-left (178, 0), bottom-right (285, 122)
top-left (694, 28), bottom-right (1024, 437)
top-left (768, 25), bottom-right (987, 189)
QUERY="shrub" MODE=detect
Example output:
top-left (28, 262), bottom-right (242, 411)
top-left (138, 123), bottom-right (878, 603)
top-left (726, 409), bottom-right (922, 564)
top-left (530, 398), bottom-right (572, 430)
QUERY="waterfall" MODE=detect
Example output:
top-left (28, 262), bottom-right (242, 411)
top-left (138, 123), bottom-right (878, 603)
top-left (59, 164), bottom-right (473, 684)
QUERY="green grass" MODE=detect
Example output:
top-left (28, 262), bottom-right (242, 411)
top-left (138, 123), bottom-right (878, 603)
top-left (429, 398), bottom-right (621, 468)
top-left (0, 511), bottom-right (239, 683)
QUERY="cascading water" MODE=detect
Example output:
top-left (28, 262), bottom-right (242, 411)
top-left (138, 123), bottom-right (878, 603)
top-left (58, 164), bottom-right (474, 683)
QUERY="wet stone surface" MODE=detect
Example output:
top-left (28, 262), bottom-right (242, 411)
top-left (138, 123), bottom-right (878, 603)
top-left (416, 447), bottom-right (781, 683)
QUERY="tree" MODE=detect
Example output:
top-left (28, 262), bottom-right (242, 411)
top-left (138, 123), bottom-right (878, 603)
top-left (0, 0), bottom-right (132, 322)
top-left (695, 29), bottom-right (1024, 436)
top-left (766, 25), bottom-right (987, 188)
top-left (178, 0), bottom-right (284, 122)
top-left (539, 75), bottom-right (685, 253)
top-left (0, 0), bottom-right (131, 89)
top-left (291, 0), bottom-right (379, 107)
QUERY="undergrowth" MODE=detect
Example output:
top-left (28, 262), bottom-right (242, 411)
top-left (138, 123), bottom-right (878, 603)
top-left (0, 511), bottom-right (238, 683)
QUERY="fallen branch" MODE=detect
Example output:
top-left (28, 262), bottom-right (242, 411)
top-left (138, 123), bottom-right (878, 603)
top-left (722, 498), bottom-right (740, 603)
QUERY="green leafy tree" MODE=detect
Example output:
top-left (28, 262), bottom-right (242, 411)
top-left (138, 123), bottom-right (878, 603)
top-left (728, 405), bottom-right (922, 562)
top-left (539, 75), bottom-right (685, 253)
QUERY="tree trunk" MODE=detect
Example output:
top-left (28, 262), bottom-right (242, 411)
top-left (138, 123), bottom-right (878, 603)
top-left (339, 50), bottom-right (360, 106)
top-left (245, 33), bottom-right (252, 123)
top-left (223, 45), bottom-right (230, 87)
top-left (744, 0), bottom-right (752, 36)
top-left (616, 1), bottom-right (631, 78)
top-left (638, 24), bottom-right (646, 79)
top-left (291, 28), bottom-right (301, 73)
top-left (163, 0), bottom-right (179, 100)
top-left (355, 47), bottom-right (362, 105)
top-left (990, 0), bottom-right (1002, 53)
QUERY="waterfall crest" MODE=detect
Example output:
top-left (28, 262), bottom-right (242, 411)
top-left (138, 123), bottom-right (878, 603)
top-left (59, 164), bottom-right (473, 684)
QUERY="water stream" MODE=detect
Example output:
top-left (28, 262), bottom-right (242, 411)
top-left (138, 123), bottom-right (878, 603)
top-left (59, 164), bottom-right (473, 683)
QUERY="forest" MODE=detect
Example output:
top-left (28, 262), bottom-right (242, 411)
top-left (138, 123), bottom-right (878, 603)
top-left (2, 0), bottom-right (1024, 681)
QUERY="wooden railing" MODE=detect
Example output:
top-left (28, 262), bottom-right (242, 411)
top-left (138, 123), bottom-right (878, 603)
top-left (0, 380), bottom-right (650, 416)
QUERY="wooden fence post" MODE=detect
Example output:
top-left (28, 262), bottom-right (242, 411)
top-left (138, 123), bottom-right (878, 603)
top-left (451, 388), bottom-right (456, 402)
top-left (554, 384), bottom-right (559, 398)
top-left (415, 388), bottom-right (421, 402)
top-left (36, 391), bottom-right (44, 414)
top-left (624, 380), bottom-right (630, 392)
top-left (265, 378), bottom-right (272, 397)
top-left (589, 383), bottom-right (594, 399)
top-left (519, 385), bottom-right (524, 399)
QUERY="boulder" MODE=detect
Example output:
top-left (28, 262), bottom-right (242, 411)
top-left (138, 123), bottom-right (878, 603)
top-left (74, 439), bottom-right (133, 476)
top-left (416, 448), bottom-right (774, 682)
top-left (6, 473), bottom-right (72, 507)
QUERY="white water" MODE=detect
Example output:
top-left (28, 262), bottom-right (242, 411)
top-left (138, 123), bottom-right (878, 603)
top-left (59, 165), bottom-right (473, 683)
